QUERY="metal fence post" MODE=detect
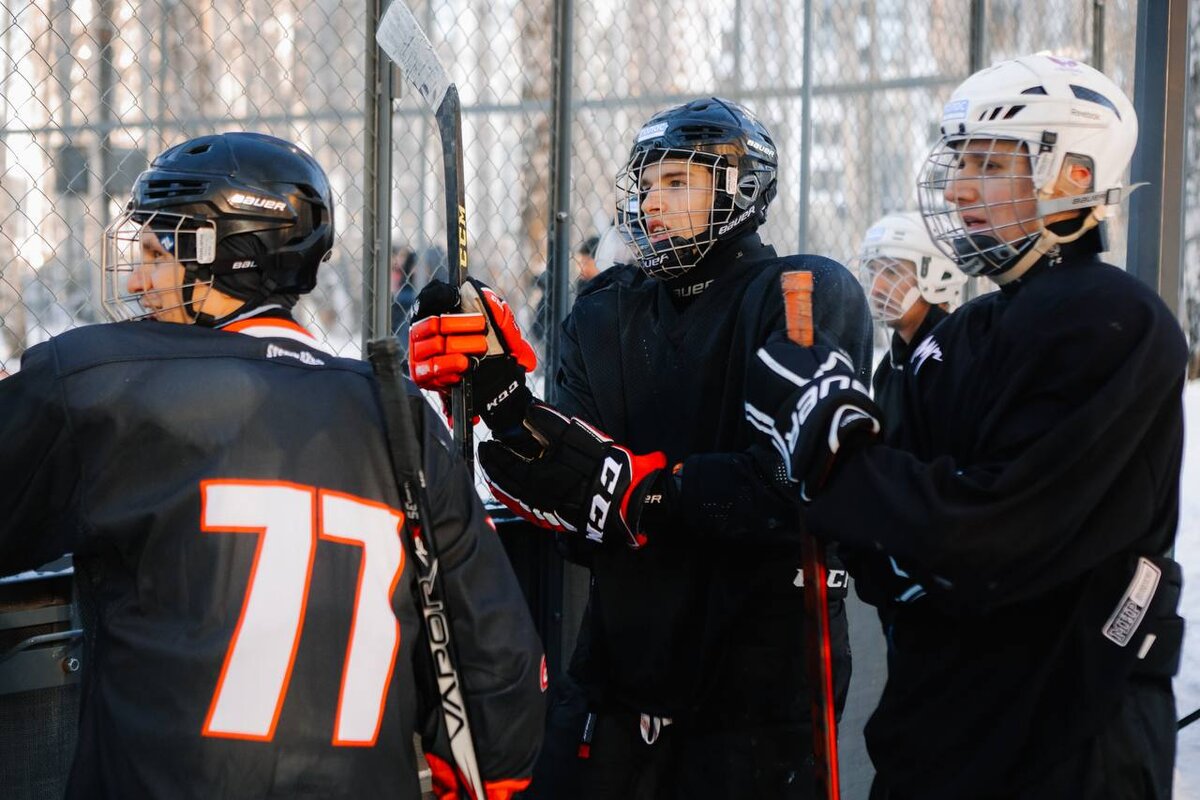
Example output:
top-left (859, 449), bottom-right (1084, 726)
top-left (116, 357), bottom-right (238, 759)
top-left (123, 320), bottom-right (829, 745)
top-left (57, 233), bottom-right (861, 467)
top-left (1128, 0), bottom-right (1189, 317)
top-left (364, 0), bottom-right (394, 347)
top-left (798, 0), bottom-right (813, 250)
top-left (545, 0), bottom-right (575, 399)
top-left (541, 0), bottom-right (575, 678)
top-left (969, 0), bottom-right (989, 73)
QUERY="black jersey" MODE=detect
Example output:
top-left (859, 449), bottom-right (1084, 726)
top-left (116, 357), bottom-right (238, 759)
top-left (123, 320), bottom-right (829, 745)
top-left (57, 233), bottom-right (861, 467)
top-left (0, 313), bottom-right (544, 799)
top-left (870, 304), bottom-right (948, 427)
top-left (554, 232), bottom-right (872, 722)
top-left (807, 235), bottom-right (1187, 798)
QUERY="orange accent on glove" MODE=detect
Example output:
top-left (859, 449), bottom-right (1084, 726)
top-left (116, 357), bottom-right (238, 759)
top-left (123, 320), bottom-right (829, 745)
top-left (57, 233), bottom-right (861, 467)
top-left (478, 286), bottom-right (537, 373)
top-left (409, 314), bottom-right (490, 388)
top-left (423, 753), bottom-right (532, 800)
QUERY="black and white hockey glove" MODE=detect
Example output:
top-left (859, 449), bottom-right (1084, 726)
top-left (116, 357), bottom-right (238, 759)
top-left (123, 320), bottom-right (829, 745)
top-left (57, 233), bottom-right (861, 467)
top-left (744, 341), bottom-right (882, 501)
top-left (478, 403), bottom-right (671, 549)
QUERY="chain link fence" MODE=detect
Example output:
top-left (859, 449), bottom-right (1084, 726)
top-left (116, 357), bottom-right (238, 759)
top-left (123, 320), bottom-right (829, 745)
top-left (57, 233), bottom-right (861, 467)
top-left (1187, 0), bottom-right (1200, 377)
top-left (0, 0), bottom-right (371, 372)
top-left (0, 0), bottom-right (1180, 373)
top-left (0, 2), bottom-right (1195, 798)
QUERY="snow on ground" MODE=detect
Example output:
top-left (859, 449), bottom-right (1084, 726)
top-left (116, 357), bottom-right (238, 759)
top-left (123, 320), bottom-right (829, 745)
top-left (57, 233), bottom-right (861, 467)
top-left (1174, 382), bottom-right (1200, 799)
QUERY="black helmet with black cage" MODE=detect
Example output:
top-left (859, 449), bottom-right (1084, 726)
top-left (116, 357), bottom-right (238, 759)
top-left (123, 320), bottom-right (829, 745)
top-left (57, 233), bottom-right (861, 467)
top-left (615, 97), bottom-right (778, 281)
top-left (101, 131), bottom-right (334, 324)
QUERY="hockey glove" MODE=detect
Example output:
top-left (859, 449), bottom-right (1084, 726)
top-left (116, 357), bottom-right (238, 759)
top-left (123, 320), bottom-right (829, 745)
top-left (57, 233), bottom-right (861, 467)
top-left (744, 341), bottom-right (883, 501)
top-left (409, 278), bottom-right (537, 436)
top-left (478, 403), bottom-right (671, 549)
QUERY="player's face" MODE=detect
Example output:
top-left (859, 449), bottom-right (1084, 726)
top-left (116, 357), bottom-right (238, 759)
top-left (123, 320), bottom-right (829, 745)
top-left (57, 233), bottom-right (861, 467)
top-left (574, 252), bottom-right (598, 281)
top-left (638, 159), bottom-right (716, 243)
top-left (128, 230), bottom-right (196, 323)
top-left (863, 256), bottom-right (920, 324)
top-left (943, 138), bottom-right (1039, 246)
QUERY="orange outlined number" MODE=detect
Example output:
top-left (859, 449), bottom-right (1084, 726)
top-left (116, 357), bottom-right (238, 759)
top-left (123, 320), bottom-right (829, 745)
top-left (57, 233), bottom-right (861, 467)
top-left (200, 480), bottom-right (405, 745)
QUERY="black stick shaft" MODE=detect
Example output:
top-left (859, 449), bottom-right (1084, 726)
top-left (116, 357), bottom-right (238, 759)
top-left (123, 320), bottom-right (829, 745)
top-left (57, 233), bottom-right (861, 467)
top-left (368, 335), bottom-right (484, 799)
top-left (437, 87), bottom-right (474, 473)
top-left (1180, 706), bottom-right (1200, 731)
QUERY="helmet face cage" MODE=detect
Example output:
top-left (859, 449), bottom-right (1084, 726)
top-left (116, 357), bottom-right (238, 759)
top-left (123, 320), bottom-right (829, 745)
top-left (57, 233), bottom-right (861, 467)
top-left (614, 98), bottom-right (778, 281)
top-left (854, 255), bottom-right (922, 323)
top-left (918, 137), bottom-right (1044, 277)
top-left (615, 148), bottom-right (732, 281)
top-left (101, 209), bottom-right (218, 322)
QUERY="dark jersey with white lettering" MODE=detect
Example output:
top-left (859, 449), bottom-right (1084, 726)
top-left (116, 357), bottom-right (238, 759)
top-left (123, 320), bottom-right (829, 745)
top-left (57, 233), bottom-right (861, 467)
top-left (808, 232), bottom-right (1186, 798)
top-left (870, 304), bottom-right (948, 427)
top-left (0, 313), bottom-right (544, 799)
top-left (554, 232), bottom-right (872, 723)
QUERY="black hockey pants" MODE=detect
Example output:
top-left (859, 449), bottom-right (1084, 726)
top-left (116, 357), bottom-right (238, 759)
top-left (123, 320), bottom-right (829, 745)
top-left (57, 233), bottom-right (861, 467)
top-left (518, 672), bottom-right (820, 800)
top-left (868, 676), bottom-right (1176, 800)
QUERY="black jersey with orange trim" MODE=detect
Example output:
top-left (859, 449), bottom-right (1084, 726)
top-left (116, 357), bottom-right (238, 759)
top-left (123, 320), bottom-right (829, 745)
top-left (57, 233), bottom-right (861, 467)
top-left (553, 232), bottom-right (872, 721)
top-left (0, 313), bottom-right (544, 799)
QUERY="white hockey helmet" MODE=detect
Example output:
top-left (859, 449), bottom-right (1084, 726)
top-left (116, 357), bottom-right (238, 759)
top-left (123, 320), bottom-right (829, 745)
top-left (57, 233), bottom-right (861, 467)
top-left (917, 53), bottom-right (1137, 282)
top-left (854, 211), bottom-right (966, 323)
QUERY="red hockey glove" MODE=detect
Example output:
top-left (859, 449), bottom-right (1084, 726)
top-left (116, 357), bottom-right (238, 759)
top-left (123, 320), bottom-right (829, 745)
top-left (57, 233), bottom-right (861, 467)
top-left (409, 278), bottom-right (537, 435)
top-left (424, 753), bottom-right (530, 800)
top-left (744, 340), bottom-right (882, 501)
top-left (478, 403), bottom-right (671, 549)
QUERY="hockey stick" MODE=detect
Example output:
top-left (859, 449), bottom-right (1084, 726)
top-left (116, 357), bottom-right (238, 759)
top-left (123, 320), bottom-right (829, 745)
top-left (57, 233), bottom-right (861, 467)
top-left (781, 271), bottom-right (842, 800)
top-left (376, 0), bottom-right (474, 472)
top-left (367, 336), bottom-right (485, 800)
top-left (1180, 706), bottom-right (1200, 731)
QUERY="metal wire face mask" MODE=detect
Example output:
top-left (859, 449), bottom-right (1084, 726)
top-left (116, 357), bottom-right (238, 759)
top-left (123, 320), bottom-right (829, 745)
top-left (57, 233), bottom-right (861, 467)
top-left (615, 149), bottom-right (734, 281)
top-left (101, 208), bottom-right (218, 323)
top-left (918, 137), bottom-right (1044, 278)
top-left (854, 256), bottom-right (922, 323)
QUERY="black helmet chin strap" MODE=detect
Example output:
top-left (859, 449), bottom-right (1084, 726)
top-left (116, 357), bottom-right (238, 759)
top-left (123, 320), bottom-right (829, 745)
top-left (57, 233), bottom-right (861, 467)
top-left (191, 266), bottom-right (285, 327)
top-left (181, 267), bottom-right (218, 327)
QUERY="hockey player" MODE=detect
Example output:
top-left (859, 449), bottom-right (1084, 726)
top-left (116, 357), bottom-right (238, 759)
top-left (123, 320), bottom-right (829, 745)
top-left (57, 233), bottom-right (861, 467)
top-left (743, 55), bottom-right (1186, 799)
top-left (410, 98), bottom-right (872, 798)
top-left (850, 212), bottom-right (967, 649)
top-left (0, 132), bottom-right (544, 799)
top-left (855, 210), bottom-right (966, 419)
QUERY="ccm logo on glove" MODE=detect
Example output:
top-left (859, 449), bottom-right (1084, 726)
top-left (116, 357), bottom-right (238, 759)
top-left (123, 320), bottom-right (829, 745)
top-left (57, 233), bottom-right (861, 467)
top-left (587, 456), bottom-right (625, 543)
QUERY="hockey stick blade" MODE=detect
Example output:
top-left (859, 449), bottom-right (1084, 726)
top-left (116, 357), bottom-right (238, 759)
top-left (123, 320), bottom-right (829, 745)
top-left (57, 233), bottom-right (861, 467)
top-left (375, 0), bottom-right (474, 470)
top-left (367, 336), bottom-right (485, 800)
top-left (375, 1), bottom-right (450, 113)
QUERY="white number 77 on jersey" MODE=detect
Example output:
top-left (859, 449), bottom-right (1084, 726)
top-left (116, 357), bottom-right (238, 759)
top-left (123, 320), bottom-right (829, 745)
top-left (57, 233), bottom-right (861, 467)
top-left (200, 480), bottom-right (405, 746)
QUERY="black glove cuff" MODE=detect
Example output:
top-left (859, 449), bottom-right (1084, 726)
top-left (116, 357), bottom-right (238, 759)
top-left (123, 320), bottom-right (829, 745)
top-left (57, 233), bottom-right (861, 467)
top-left (630, 468), bottom-right (679, 540)
top-left (473, 356), bottom-right (533, 433)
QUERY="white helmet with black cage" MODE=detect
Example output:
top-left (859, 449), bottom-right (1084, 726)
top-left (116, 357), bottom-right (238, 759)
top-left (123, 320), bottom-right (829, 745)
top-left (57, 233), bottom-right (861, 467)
top-left (615, 97), bottom-right (778, 281)
top-left (854, 211), bottom-right (966, 324)
top-left (917, 53), bottom-right (1138, 284)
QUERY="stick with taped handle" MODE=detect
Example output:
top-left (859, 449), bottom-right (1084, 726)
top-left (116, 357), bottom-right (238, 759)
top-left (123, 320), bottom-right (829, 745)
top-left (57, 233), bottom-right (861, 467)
top-left (781, 270), bottom-right (841, 800)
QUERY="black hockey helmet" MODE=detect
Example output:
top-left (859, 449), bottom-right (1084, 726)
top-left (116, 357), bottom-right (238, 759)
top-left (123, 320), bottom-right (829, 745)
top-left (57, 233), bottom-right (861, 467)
top-left (615, 97), bottom-right (778, 280)
top-left (102, 131), bottom-right (334, 322)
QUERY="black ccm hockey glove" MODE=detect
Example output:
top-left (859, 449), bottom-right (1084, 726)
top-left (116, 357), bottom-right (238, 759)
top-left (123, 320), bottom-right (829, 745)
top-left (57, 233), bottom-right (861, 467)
top-left (479, 403), bottom-right (672, 549)
top-left (744, 340), bottom-right (882, 501)
top-left (409, 278), bottom-right (536, 438)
